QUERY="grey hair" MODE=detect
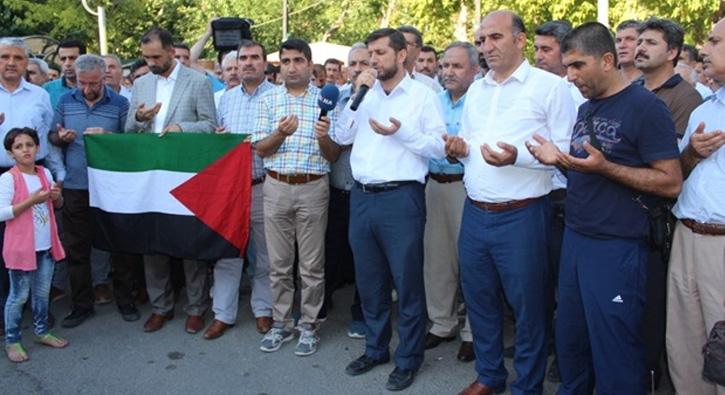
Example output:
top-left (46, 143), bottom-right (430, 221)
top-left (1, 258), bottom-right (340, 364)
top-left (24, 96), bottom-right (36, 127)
top-left (443, 41), bottom-right (479, 68)
top-left (74, 54), bottom-right (106, 73)
top-left (348, 42), bottom-right (367, 60)
top-left (0, 37), bottom-right (30, 57)
top-left (102, 54), bottom-right (122, 67)
top-left (222, 51), bottom-right (238, 67)
top-left (28, 58), bottom-right (49, 75)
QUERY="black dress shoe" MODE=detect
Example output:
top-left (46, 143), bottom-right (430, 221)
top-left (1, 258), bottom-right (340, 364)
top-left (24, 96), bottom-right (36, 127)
top-left (386, 367), bottom-right (417, 391)
top-left (118, 304), bottom-right (141, 322)
top-left (61, 308), bottom-right (95, 328)
top-left (425, 332), bottom-right (456, 350)
top-left (345, 354), bottom-right (390, 376)
top-left (457, 341), bottom-right (475, 362)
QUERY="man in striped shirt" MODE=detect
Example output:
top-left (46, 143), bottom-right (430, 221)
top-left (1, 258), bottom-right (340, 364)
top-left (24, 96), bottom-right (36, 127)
top-left (253, 38), bottom-right (339, 357)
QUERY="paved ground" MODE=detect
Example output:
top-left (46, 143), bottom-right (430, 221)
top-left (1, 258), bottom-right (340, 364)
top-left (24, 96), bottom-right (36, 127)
top-left (2, 284), bottom-right (674, 395)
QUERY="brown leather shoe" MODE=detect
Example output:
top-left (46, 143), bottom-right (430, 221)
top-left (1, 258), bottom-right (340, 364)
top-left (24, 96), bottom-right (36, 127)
top-left (457, 341), bottom-right (475, 362)
top-left (457, 380), bottom-right (502, 395)
top-left (143, 312), bottom-right (173, 332)
top-left (185, 315), bottom-right (205, 334)
top-left (203, 319), bottom-right (232, 340)
top-left (255, 316), bottom-right (272, 334)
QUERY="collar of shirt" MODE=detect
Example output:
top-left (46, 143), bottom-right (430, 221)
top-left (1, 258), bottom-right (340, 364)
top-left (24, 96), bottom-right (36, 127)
top-left (440, 89), bottom-right (466, 109)
top-left (158, 60), bottom-right (180, 83)
top-left (240, 79), bottom-right (273, 97)
top-left (61, 76), bottom-right (72, 89)
top-left (483, 59), bottom-right (531, 86)
top-left (283, 83), bottom-right (317, 99)
top-left (372, 72), bottom-right (413, 98)
top-left (713, 86), bottom-right (725, 105)
top-left (0, 78), bottom-right (33, 95)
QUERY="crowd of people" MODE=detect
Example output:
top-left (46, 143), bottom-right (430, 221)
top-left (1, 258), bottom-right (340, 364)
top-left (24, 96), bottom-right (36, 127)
top-left (0, 9), bottom-right (723, 395)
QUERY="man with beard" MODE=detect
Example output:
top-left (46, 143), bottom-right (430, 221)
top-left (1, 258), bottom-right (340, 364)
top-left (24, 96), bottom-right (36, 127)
top-left (48, 54), bottom-right (137, 327)
top-left (616, 20), bottom-right (643, 82)
top-left (44, 40), bottom-right (86, 108)
top-left (398, 25), bottom-right (442, 92)
top-left (320, 43), bottom-right (369, 338)
top-left (422, 41), bottom-right (478, 363)
top-left (332, 28), bottom-right (447, 391)
top-left (415, 45), bottom-right (439, 79)
top-left (206, 40), bottom-right (275, 340)
top-left (125, 27), bottom-right (216, 334)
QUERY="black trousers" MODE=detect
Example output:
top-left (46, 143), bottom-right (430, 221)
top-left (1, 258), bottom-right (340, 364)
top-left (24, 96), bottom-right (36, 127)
top-left (62, 189), bottom-right (136, 310)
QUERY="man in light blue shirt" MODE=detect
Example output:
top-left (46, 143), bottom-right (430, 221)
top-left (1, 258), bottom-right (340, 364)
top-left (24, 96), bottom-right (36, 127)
top-left (666, 17), bottom-right (725, 395)
top-left (0, 36), bottom-right (65, 335)
top-left (423, 42), bottom-right (477, 363)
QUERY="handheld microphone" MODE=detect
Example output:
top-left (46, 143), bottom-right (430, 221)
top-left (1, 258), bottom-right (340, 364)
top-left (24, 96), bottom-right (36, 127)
top-left (318, 84), bottom-right (340, 120)
top-left (349, 84), bottom-right (369, 111)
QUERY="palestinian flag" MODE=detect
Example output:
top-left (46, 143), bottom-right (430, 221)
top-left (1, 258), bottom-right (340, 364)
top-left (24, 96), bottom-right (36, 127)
top-left (85, 133), bottom-right (251, 261)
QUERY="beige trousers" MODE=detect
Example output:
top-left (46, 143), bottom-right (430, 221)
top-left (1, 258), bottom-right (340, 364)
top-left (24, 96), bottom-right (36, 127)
top-left (263, 175), bottom-right (328, 328)
top-left (423, 179), bottom-right (472, 341)
top-left (666, 221), bottom-right (725, 395)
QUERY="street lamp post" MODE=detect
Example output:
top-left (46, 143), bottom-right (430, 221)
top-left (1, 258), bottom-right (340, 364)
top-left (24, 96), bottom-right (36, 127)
top-left (81, 0), bottom-right (108, 55)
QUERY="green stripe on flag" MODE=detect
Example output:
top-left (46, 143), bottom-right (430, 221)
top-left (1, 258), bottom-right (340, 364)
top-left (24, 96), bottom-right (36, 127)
top-left (85, 133), bottom-right (248, 172)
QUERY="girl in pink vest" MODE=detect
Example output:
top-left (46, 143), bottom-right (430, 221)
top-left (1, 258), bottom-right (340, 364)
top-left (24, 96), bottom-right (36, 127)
top-left (1, 128), bottom-right (66, 362)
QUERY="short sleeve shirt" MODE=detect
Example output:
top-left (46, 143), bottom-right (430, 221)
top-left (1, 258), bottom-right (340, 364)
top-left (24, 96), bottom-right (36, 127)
top-left (565, 84), bottom-right (680, 239)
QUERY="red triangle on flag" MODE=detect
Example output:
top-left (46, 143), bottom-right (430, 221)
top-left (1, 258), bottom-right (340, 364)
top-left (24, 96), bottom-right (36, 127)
top-left (171, 142), bottom-right (252, 256)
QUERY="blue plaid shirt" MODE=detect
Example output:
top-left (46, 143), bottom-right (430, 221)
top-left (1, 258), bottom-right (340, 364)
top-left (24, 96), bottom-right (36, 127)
top-left (252, 85), bottom-right (331, 175)
top-left (218, 80), bottom-right (275, 180)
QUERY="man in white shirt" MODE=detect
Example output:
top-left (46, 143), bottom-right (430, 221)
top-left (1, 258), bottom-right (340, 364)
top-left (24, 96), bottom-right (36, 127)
top-left (667, 17), bottom-right (725, 395)
top-left (331, 28), bottom-right (447, 392)
top-left (445, 11), bottom-right (576, 395)
top-left (398, 25), bottom-right (443, 93)
top-left (213, 51), bottom-right (241, 109)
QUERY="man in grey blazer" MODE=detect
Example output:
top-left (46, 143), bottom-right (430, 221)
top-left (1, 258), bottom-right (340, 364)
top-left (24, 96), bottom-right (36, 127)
top-left (125, 27), bottom-right (216, 335)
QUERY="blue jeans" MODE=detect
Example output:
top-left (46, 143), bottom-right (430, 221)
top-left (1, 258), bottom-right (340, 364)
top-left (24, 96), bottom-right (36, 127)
top-left (4, 250), bottom-right (55, 344)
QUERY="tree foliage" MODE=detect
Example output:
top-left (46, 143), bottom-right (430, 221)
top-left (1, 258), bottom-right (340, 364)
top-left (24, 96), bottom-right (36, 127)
top-left (0, 0), bottom-right (720, 63)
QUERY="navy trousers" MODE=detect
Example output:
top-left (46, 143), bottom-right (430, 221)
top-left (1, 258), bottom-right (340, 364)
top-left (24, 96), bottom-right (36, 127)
top-left (459, 198), bottom-right (550, 394)
top-left (556, 227), bottom-right (647, 395)
top-left (349, 183), bottom-right (427, 370)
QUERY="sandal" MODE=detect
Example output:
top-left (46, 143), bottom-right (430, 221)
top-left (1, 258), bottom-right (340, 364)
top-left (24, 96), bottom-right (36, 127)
top-left (5, 343), bottom-right (29, 362)
top-left (36, 332), bottom-right (68, 348)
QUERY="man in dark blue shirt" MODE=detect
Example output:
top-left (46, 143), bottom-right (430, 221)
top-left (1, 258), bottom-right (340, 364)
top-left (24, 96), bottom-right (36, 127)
top-left (48, 54), bottom-right (137, 328)
top-left (526, 22), bottom-right (682, 395)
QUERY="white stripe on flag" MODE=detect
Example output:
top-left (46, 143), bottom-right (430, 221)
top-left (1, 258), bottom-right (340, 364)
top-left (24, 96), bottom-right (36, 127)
top-left (88, 168), bottom-right (194, 216)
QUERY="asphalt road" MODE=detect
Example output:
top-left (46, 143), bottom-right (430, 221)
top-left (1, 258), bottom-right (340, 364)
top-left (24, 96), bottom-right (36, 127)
top-left (2, 283), bottom-right (673, 395)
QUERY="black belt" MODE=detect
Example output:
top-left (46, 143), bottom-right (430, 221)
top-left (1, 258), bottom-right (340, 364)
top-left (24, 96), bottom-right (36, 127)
top-left (354, 180), bottom-right (419, 193)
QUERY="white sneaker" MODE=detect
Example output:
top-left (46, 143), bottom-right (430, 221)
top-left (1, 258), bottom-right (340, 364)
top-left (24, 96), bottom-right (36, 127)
top-left (294, 324), bottom-right (319, 356)
top-left (260, 327), bottom-right (294, 352)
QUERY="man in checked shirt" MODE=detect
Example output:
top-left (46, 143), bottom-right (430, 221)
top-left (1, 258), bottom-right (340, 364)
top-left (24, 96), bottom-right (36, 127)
top-left (253, 38), bottom-right (339, 357)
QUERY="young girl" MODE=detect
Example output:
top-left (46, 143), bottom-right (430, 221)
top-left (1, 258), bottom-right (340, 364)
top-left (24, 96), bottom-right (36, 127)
top-left (1, 127), bottom-right (67, 362)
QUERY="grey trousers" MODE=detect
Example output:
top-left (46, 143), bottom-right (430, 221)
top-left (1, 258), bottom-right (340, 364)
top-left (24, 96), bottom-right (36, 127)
top-left (143, 255), bottom-right (210, 316)
top-left (212, 184), bottom-right (272, 323)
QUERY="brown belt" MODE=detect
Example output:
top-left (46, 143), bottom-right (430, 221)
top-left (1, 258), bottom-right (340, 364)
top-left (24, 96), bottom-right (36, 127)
top-left (469, 197), bottom-right (539, 212)
top-left (266, 170), bottom-right (324, 185)
top-left (252, 177), bottom-right (265, 186)
top-left (429, 173), bottom-right (463, 183)
top-left (681, 219), bottom-right (725, 236)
